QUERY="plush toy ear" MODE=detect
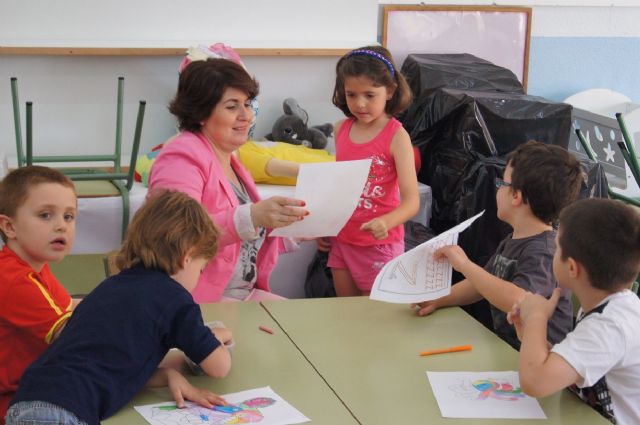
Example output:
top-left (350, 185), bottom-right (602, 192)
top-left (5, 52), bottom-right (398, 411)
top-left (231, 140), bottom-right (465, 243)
top-left (283, 98), bottom-right (308, 122)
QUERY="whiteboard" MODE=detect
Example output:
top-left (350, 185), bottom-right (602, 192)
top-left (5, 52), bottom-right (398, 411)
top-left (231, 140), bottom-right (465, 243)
top-left (383, 6), bottom-right (531, 88)
top-left (0, 0), bottom-right (377, 49)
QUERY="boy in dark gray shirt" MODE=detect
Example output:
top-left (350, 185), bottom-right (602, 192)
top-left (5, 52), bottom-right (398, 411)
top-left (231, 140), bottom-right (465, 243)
top-left (485, 231), bottom-right (572, 348)
top-left (412, 141), bottom-right (582, 350)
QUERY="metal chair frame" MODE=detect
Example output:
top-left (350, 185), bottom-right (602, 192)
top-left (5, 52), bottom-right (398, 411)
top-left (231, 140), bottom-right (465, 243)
top-left (10, 77), bottom-right (146, 239)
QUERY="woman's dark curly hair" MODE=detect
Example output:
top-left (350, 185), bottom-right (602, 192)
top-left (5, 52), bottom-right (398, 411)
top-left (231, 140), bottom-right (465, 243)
top-left (169, 58), bottom-right (259, 132)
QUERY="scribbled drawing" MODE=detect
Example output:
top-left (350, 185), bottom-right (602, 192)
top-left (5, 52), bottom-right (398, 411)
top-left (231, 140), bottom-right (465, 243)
top-left (426, 371), bottom-right (546, 419)
top-left (472, 380), bottom-right (526, 401)
top-left (225, 398), bottom-right (276, 424)
top-left (449, 378), bottom-right (526, 402)
top-left (145, 397), bottom-right (277, 425)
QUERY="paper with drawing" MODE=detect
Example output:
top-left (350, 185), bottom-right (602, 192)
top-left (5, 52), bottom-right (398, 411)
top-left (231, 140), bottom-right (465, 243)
top-left (270, 160), bottom-right (371, 238)
top-left (134, 386), bottom-right (309, 425)
top-left (370, 211), bottom-right (484, 303)
top-left (427, 371), bottom-right (546, 419)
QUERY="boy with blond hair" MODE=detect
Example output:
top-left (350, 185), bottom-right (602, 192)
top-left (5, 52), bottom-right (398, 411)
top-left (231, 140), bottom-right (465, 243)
top-left (509, 198), bottom-right (640, 425)
top-left (413, 141), bottom-right (583, 349)
top-left (7, 190), bottom-right (233, 425)
top-left (0, 166), bottom-right (78, 422)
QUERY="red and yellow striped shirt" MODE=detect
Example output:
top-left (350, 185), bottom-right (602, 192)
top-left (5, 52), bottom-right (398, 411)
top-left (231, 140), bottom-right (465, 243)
top-left (0, 245), bottom-right (72, 421)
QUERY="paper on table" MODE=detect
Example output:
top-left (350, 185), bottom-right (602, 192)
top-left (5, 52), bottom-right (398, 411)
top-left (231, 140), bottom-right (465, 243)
top-left (134, 386), bottom-right (310, 425)
top-left (426, 371), bottom-right (546, 419)
top-left (369, 211), bottom-right (484, 303)
top-left (270, 159), bottom-right (371, 238)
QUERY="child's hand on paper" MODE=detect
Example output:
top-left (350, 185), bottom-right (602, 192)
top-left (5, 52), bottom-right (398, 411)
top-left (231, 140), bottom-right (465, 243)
top-left (411, 300), bottom-right (440, 317)
top-left (360, 217), bottom-right (389, 240)
top-left (316, 237), bottom-right (332, 252)
top-left (433, 245), bottom-right (471, 273)
top-left (166, 368), bottom-right (227, 408)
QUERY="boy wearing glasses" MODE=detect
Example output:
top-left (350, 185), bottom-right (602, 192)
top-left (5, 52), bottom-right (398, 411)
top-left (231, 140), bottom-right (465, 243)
top-left (412, 141), bottom-right (583, 349)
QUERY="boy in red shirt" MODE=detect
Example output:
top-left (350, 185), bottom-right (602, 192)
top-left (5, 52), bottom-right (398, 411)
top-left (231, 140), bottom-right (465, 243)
top-left (0, 166), bottom-right (78, 422)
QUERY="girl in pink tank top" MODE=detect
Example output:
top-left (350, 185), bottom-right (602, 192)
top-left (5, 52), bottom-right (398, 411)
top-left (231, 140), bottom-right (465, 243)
top-left (318, 46), bottom-right (420, 296)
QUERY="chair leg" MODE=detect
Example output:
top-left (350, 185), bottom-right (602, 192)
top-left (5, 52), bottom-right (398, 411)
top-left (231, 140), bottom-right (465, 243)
top-left (114, 77), bottom-right (124, 173)
top-left (10, 77), bottom-right (25, 167)
top-left (616, 113), bottom-right (640, 187)
top-left (126, 101), bottom-right (146, 191)
top-left (112, 180), bottom-right (130, 241)
top-left (26, 102), bottom-right (33, 166)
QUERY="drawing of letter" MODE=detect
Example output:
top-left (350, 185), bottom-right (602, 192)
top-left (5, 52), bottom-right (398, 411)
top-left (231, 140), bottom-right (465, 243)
top-left (390, 261), bottom-right (418, 285)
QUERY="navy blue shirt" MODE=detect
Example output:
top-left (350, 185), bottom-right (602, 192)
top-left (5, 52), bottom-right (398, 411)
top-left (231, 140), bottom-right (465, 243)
top-left (11, 266), bottom-right (221, 425)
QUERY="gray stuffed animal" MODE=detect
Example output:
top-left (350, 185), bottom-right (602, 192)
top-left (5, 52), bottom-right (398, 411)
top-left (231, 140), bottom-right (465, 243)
top-left (265, 98), bottom-right (332, 150)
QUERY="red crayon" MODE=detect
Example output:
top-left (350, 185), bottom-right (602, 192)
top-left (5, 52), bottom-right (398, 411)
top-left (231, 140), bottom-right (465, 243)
top-left (259, 325), bottom-right (274, 334)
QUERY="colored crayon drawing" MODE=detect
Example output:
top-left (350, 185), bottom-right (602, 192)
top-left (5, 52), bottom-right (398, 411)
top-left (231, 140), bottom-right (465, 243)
top-left (427, 371), bottom-right (547, 419)
top-left (145, 397), bottom-right (276, 425)
top-left (472, 379), bottom-right (526, 401)
top-left (449, 377), bottom-right (526, 402)
top-left (135, 386), bottom-right (310, 425)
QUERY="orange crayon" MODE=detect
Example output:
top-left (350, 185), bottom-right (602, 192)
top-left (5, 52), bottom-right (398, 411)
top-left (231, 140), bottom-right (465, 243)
top-left (419, 344), bottom-right (472, 357)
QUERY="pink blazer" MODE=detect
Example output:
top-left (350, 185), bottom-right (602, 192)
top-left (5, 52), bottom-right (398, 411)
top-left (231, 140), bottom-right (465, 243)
top-left (148, 131), bottom-right (280, 302)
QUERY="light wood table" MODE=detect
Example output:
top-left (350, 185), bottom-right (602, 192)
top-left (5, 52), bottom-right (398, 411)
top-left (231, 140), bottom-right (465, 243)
top-left (104, 301), bottom-right (358, 424)
top-left (263, 297), bottom-right (611, 425)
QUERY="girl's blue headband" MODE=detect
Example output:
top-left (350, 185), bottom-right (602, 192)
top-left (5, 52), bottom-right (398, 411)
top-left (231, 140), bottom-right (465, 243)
top-left (346, 49), bottom-right (395, 77)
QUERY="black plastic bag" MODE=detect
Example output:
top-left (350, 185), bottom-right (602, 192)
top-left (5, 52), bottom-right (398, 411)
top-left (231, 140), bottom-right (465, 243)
top-left (404, 221), bottom-right (436, 252)
top-left (304, 250), bottom-right (336, 298)
top-left (400, 53), bottom-right (525, 136)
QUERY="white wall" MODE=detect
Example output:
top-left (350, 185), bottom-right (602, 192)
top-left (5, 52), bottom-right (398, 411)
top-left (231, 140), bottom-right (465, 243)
top-left (3, 1), bottom-right (640, 163)
top-left (0, 55), bottom-right (343, 162)
top-left (0, 0), bottom-right (377, 163)
top-left (1, 0), bottom-right (376, 48)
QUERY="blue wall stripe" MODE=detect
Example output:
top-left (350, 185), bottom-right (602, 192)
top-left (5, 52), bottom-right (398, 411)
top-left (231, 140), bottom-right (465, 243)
top-left (528, 37), bottom-right (640, 104)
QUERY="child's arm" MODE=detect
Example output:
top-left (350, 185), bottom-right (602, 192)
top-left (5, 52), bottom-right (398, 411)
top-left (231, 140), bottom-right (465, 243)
top-left (361, 128), bottom-right (419, 239)
top-left (198, 341), bottom-right (232, 379)
top-left (515, 289), bottom-right (581, 397)
top-left (434, 245), bottom-right (526, 313)
top-left (147, 367), bottom-right (227, 408)
top-left (265, 158), bottom-right (300, 178)
top-left (411, 279), bottom-right (484, 316)
top-left (51, 319), bottom-right (71, 341)
top-left (50, 297), bottom-right (83, 341)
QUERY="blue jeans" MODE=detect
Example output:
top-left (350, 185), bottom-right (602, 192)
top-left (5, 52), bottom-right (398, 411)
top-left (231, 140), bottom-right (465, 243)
top-left (6, 401), bottom-right (88, 425)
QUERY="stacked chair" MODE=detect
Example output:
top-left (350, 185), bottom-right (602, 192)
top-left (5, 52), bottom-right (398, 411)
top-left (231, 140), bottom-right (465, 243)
top-left (10, 76), bottom-right (146, 240)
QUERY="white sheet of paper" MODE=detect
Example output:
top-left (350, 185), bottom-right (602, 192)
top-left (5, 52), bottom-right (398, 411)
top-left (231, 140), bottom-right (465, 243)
top-left (369, 211), bottom-right (484, 303)
top-left (134, 386), bottom-right (310, 425)
top-left (426, 371), bottom-right (546, 419)
top-left (270, 160), bottom-right (371, 238)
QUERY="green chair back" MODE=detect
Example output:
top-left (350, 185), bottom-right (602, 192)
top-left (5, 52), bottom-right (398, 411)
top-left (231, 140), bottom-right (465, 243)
top-left (575, 128), bottom-right (640, 208)
top-left (10, 77), bottom-right (146, 239)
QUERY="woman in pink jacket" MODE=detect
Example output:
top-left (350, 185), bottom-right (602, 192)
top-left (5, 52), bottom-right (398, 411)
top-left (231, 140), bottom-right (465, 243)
top-left (148, 58), bottom-right (308, 303)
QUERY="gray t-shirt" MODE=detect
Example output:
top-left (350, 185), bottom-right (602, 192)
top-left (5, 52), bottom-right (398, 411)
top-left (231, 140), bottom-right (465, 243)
top-left (484, 230), bottom-right (573, 350)
top-left (223, 178), bottom-right (265, 300)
